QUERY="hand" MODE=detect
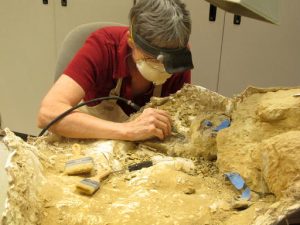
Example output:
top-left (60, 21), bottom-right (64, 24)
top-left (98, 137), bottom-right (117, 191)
top-left (123, 108), bottom-right (172, 141)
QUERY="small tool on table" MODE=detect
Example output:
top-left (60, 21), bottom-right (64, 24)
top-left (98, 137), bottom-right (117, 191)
top-left (65, 157), bottom-right (94, 175)
top-left (76, 160), bottom-right (154, 195)
top-left (64, 144), bottom-right (94, 175)
top-left (76, 169), bottom-right (112, 195)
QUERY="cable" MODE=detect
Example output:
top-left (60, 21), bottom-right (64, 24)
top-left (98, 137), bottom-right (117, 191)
top-left (39, 96), bottom-right (140, 137)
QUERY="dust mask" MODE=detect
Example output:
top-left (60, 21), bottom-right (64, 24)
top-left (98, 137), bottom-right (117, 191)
top-left (136, 60), bottom-right (172, 85)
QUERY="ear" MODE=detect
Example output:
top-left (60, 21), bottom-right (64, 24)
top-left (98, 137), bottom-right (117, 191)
top-left (127, 31), bottom-right (134, 49)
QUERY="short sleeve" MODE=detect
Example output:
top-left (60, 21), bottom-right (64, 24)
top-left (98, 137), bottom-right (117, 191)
top-left (63, 33), bottom-right (108, 94)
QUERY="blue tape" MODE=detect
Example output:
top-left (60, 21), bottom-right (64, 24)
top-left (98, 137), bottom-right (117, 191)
top-left (202, 119), bottom-right (213, 128)
top-left (213, 119), bottom-right (231, 132)
top-left (241, 187), bottom-right (251, 200)
top-left (224, 172), bottom-right (251, 200)
top-left (224, 172), bottom-right (244, 190)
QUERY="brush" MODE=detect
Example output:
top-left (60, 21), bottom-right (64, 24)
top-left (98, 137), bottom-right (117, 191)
top-left (76, 169), bottom-right (112, 195)
top-left (64, 143), bottom-right (95, 175)
top-left (76, 161), bottom-right (154, 195)
top-left (64, 156), bottom-right (95, 175)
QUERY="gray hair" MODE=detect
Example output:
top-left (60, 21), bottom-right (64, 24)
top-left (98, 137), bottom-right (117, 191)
top-left (129, 0), bottom-right (191, 49)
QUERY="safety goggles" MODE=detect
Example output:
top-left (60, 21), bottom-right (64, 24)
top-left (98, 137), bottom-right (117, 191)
top-left (131, 30), bottom-right (194, 74)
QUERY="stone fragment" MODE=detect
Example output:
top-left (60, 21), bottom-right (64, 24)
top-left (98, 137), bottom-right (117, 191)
top-left (183, 187), bottom-right (196, 195)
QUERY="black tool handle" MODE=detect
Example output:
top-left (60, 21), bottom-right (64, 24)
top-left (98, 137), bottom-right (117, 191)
top-left (128, 161), bottom-right (153, 171)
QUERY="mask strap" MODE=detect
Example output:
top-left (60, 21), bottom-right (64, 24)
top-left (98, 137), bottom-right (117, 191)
top-left (153, 85), bottom-right (162, 97)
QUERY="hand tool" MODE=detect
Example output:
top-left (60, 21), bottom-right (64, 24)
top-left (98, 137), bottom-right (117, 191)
top-left (64, 144), bottom-right (94, 175)
top-left (76, 169), bottom-right (112, 195)
top-left (76, 160), bottom-right (154, 195)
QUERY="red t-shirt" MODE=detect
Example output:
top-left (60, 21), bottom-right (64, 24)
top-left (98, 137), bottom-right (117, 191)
top-left (64, 26), bottom-right (191, 115)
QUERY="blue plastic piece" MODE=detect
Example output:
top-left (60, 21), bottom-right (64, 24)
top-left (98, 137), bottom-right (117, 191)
top-left (241, 187), bottom-right (251, 200)
top-left (202, 119), bottom-right (213, 127)
top-left (213, 119), bottom-right (231, 132)
top-left (224, 172), bottom-right (251, 200)
top-left (225, 172), bottom-right (244, 189)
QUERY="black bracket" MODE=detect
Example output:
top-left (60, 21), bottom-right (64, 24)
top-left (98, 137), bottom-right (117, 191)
top-left (234, 15), bottom-right (241, 25)
top-left (209, 4), bottom-right (217, 22)
top-left (43, 0), bottom-right (48, 4)
top-left (61, 0), bottom-right (67, 7)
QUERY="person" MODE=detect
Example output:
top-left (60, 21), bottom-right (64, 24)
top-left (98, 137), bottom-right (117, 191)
top-left (37, 0), bottom-right (193, 141)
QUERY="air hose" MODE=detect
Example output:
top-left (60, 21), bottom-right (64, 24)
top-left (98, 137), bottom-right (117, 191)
top-left (38, 96), bottom-right (140, 136)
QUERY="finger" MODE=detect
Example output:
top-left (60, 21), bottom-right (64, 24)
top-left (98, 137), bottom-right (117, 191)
top-left (150, 126), bottom-right (164, 140)
top-left (146, 108), bottom-right (172, 125)
top-left (153, 108), bottom-right (170, 117)
top-left (153, 109), bottom-right (172, 124)
top-left (142, 108), bottom-right (172, 134)
top-left (145, 108), bottom-right (170, 118)
top-left (153, 114), bottom-right (171, 136)
top-left (151, 118), bottom-right (170, 138)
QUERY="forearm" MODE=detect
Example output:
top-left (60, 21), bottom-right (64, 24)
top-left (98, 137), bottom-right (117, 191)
top-left (38, 103), bottom-right (172, 141)
top-left (51, 113), bottom-right (127, 139)
top-left (38, 104), bottom-right (128, 139)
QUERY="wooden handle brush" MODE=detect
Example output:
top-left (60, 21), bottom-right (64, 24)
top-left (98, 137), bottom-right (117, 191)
top-left (76, 169), bottom-right (112, 195)
top-left (76, 161), bottom-right (153, 195)
top-left (64, 144), bottom-right (94, 175)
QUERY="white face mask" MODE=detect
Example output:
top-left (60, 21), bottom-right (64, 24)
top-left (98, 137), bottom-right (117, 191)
top-left (136, 60), bottom-right (172, 85)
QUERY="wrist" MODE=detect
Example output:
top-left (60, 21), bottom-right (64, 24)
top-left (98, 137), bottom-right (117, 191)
top-left (92, 120), bottom-right (129, 140)
top-left (119, 122), bottom-right (134, 141)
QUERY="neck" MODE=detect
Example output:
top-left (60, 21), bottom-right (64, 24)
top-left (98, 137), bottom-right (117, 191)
top-left (128, 56), bottom-right (152, 96)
